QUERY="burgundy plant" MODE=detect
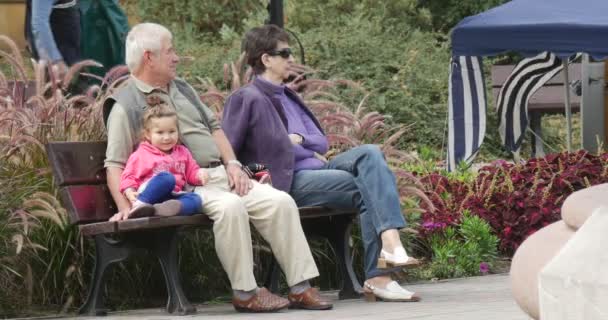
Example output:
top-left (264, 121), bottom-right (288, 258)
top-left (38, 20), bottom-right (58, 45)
top-left (418, 150), bottom-right (608, 254)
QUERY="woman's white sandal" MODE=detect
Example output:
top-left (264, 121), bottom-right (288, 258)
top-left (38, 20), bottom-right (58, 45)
top-left (377, 247), bottom-right (422, 269)
top-left (363, 281), bottom-right (421, 302)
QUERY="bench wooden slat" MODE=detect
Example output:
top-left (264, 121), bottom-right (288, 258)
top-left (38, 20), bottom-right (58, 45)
top-left (78, 220), bottom-right (117, 236)
top-left (46, 141), bottom-right (108, 187)
top-left (115, 215), bottom-right (212, 232)
top-left (60, 185), bottom-right (116, 224)
top-left (492, 86), bottom-right (581, 112)
top-left (79, 215), bottom-right (213, 236)
top-left (491, 63), bottom-right (582, 88)
top-left (490, 63), bottom-right (583, 157)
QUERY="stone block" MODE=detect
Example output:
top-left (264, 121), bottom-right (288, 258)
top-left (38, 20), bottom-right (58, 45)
top-left (539, 207), bottom-right (608, 320)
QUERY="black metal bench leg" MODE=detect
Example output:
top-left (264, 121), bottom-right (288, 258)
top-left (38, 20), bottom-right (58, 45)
top-left (152, 229), bottom-right (196, 315)
top-left (326, 217), bottom-right (363, 300)
top-left (264, 257), bottom-right (281, 293)
top-left (79, 235), bottom-right (131, 316)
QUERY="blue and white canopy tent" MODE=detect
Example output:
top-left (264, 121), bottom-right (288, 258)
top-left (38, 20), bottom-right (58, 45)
top-left (447, 0), bottom-right (608, 171)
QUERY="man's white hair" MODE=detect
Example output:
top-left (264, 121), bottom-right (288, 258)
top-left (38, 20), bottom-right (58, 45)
top-left (125, 23), bottom-right (172, 72)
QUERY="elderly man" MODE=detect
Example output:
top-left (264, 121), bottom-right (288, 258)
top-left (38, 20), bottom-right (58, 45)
top-left (102, 23), bottom-right (332, 312)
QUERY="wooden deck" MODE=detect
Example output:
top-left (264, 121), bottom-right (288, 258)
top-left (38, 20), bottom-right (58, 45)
top-left (63, 274), bottom-right (527, 320)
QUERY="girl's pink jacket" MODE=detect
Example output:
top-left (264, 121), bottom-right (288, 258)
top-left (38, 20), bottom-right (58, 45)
top-left (120, 141), bottom-right (202, 193)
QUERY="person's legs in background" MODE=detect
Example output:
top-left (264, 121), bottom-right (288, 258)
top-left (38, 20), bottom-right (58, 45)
top-left (49, 4), bottom-right (81, 65)
top-left (50, 3), bottom-right (85, 94)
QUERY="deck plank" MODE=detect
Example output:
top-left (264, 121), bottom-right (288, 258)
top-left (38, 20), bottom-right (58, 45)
top-left (63, 274), bottom-right (528, 320)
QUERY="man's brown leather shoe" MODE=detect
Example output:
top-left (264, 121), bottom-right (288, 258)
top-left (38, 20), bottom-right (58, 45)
top-left (232, 287), bottom-right (290, 313)
top-left (288, 287), bottom-right (333, 310)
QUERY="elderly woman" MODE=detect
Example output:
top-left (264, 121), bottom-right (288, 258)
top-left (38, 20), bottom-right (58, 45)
top-left (222, 25), bottom-right (421, 302)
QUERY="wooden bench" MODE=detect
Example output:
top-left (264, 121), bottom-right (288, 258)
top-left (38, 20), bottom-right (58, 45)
top-left (491, 64), bottom-right (581, 156)
top-left (45, 141), bottom-right (362, 316)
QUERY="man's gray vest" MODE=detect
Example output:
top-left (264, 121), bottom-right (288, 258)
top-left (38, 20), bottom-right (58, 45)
top-left (102, 78), bottom-right (212, 148)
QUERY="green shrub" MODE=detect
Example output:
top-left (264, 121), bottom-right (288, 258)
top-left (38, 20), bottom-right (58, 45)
top-left (289, 10), bottom-right (450, 150)
top-left (426, 210), bottom-right (498, 279)
top-left (286, 0), bottom-right (433, 32)
top-left (418, 0), bottom-right (510, 32)
top-left (402, 146), bottom-right (478, 184)
top-left (127, 0), bottom-right (267, 37)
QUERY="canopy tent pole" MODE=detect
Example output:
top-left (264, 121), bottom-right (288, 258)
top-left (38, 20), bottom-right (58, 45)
top-left (563, 60), bottom-right (573, 152)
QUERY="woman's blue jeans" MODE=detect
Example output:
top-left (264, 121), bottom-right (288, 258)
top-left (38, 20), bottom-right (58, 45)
top-left (289, 144), bottom-right (406, 279)
top-left (137, 171), bottom-right (202, 216)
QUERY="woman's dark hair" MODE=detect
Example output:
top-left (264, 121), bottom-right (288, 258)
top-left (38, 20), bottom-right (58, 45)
top-left (242, 24), bottom-right (290, 74)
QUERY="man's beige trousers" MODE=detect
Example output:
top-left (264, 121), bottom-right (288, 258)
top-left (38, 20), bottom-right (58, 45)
top-left (194, 166), bottom-right (319, 291)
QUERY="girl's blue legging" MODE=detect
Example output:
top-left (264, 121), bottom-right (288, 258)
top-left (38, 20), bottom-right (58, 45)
top-left (137, 171), bottom-right (202, 216)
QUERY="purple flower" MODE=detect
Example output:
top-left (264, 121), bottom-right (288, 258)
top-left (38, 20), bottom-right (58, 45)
top-left (422, 221), bottom-right (435, 229)
top-left (479, 262), bottom-right (490, 274)
top-left (492, 159), bottom-right (508, 167)
top-left (422, 221), bottom-right (447, 230)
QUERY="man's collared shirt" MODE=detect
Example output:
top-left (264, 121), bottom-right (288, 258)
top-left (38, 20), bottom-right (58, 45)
top-left (105, 76), bottom-right (221, 169)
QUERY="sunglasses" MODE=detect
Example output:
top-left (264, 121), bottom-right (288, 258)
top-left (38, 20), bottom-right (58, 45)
top-left (267, 48), bottom-right (293, 59)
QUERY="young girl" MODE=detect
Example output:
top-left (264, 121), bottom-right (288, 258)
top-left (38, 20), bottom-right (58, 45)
top-left (116, 95), bottom-right (209, 220)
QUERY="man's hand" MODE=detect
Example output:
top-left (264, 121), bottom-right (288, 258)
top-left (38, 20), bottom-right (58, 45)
top-left (288, 133), bottom-right (304, 145)
top-left (197, 168), bottom-right (210, 185)
top-left (124, 188), bottom-right (138, 204)
top-left (226, 163), bottom-right (252, 196)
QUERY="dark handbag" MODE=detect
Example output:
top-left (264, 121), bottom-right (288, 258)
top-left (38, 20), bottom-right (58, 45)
top-left (244, 163), bottom-right (271, 184)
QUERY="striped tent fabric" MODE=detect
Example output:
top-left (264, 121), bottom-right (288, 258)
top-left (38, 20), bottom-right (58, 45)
top-left (445, 0), bottom-right (608, 172)
top-left (447, 56), bottom-right (486, 171)
top-left (496, 52), bottom-right (564, 152)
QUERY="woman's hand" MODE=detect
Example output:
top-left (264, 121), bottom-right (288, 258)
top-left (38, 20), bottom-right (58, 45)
top-left (288, 133), bottom-right (304, 145)
top-left (313, 152), bottom-right (328, 163)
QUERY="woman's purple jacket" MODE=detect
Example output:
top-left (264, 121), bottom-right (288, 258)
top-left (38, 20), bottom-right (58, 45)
top-left (221, 77), bottom-right (325, 192)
